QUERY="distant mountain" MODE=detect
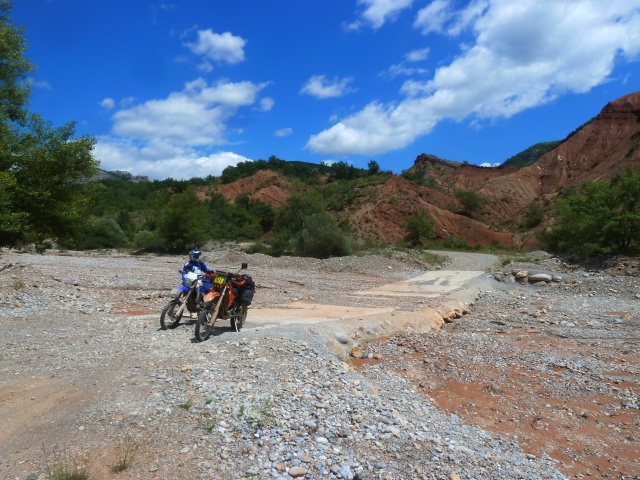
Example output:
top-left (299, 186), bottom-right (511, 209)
top-left (502, 140), bottom-right (563, 168)
top-left (88, 169), bottom-right (149, 183)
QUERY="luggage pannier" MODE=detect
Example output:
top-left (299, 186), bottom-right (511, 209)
top-left (232, 274), bottom-right (255, 306)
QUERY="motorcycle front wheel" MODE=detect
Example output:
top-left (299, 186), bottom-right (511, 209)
top-left (160, 297), bottom-right (183, 330)
top-left (195, 308), bottom-right (216, 342)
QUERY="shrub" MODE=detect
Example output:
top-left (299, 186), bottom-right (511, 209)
top-left (132, 230), bottom-right (163, 251)
top-left (402, 209), bottom-right (436, 246)
top-left (77, 217), bottom-right (128, 250)
top-left (455, 189), bottom-right (483, 216)
top-left (538, 167), bottom-right (640, 257)
top-left (521, 202), bottom-right (544, 229)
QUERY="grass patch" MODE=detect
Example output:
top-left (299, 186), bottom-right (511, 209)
top-left (43, 445), bottom-right (91, 480)
top-left (238, 399), bottom-right (274, 431)
top-left (178, 398), bottom-right (193, 410)
top-left (199, 413), bottom-right (218, 433)
top-left (110, 427), bottom-right (141, 473)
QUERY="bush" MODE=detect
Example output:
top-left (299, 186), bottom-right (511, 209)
top-left (158, 187), bottom-right (209, 252)
top-left (132, 230), bottom-right (163, 251)
top-left (538, 167), bottom-right (640, 257)
top-left (290, 213), bottom-right (355, 259)
top-left (455, 190), bottom-right (483, 216)
top-left (521, 202), bottom-right (544, 229)
top-left (403, 209), bottom-right (436, 246)
top-left (77, 217), bottom-right (128, 250)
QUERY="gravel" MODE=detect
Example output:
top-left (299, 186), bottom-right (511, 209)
top-left (1, 247), bottom-right (638, 479)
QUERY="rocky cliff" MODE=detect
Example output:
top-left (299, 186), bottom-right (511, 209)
top-left (212, 91), bottom-right (640, 248)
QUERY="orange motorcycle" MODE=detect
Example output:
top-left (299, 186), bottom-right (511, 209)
top-left (195, 263), bottom-right (252, 341)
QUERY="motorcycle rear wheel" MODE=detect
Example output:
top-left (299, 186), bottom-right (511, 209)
top-left (160, 298), bottom-right (182, 330)
top-left (195, 308), bottom-right (216, 342)
top-left (230, 305), bottom-right (247, 332)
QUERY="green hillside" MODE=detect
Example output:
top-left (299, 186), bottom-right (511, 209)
top-left (502, 140), bottom-right (563, 168)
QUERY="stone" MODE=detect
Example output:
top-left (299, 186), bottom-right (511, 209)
top-left (528, 273), bottom-right (552, 283)
top-left (288, 467), bottom-right (308, 477)
top-left (449, 473), bottom-right (461, 480)
top-left (514, 270), bottom-right (528, 279)
top-left (351, 346), bottom-right (364, 358)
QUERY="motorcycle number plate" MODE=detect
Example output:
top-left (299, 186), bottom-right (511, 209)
top-left (214, 275), bottom-right (226, 285)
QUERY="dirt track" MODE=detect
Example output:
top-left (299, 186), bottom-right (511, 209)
top-left (1, 248), bottom-right (639, 479)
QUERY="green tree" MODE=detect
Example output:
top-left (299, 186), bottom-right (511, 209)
top-left (367, 160), bottom-right (380, 175)
top-left (272, 192), bottom-right (353, 258)
top-left (0, 2), bottom-right (98, 249)
top-left (158, 187), bottom-right (209, 251)
top-left (521, 202), bottom-right (544, 229)
top-left (403, 209), bottom-right (436, 246)
top-left (455, 189), bottom-right (483, 216)
top-left (77, 217), bottom-right (129, 250)
top-left (538, 167), bottom-right (640, 256)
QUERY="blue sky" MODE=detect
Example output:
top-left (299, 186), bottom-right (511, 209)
top-left (13, 0), bottom-right (640, 180)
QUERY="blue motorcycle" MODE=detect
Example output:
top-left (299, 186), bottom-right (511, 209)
top-left (160, 268), bottom-right (213, 330)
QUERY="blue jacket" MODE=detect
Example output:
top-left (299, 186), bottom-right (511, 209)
top-left (184, 260), bottom-right (210, 274)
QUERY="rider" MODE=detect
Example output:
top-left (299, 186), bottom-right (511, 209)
top-left (184, 249), bottom-right (211, 274)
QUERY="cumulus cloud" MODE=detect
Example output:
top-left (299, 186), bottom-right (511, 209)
top-left (111, 78), bottom-right (267, 146)
top-left (260, 97), bottom-right (275, 111)
top-left (100, 98), bottom-right (115, 110)
top-left (382, 47), bottom-right (430, 78)
top-left (96, 78), bottom-right (268, 179)
top-left (413, 0), bottom-right (452, 34)
top-left (185, 28), bottom-right (246, 69)
top-left (348, 0), bottom-right (414, 30)
top-left (94, 137), bottom-right (252, 180)
top-left (405, 47), bottom-right (430, 62)
top-left (274, 127), bottom-right (293, 137)
top-left (307, 0), bottom-right (640, 156)
top-left (300, 75), bottom-right (356, 99)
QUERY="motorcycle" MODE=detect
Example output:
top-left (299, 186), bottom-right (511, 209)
top-left (195, 263), bottom-right (252, 341)
top-left (160, 267), bottom-right (213, 330)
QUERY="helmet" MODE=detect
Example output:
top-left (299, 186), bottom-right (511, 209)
top-left (189, 249), bottom-right (201, 262)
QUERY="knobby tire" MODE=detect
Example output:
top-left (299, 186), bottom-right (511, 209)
top-left (195, 308), bottom-right (216, 342)
top-left (160, 298), bottom-right (182, 330)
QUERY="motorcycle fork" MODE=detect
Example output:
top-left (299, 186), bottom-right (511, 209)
top-left (208, 287), bottom-right (227, 327)
top-left (174, 290), bottom-right (191, 318)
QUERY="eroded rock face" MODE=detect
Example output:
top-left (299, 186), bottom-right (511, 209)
top-left (199, 91), bottom-right (639, 248)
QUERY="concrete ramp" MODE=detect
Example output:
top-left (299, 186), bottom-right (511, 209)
top-left (357, 270), bottom-right (484, 297)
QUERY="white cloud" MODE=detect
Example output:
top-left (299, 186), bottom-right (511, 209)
top-left (382, 63), bottom-right (428, 79)
top-left (111, 78), bottom-right (267, 146)
top-left (28, 78), bottom-right (52, 90)
top-left (405, 47), bottom-right (430, 62)
top-left (274, 128), bottom-right (292, 137)
top-left (382, 47), bottom-right (430, 78)
top-left (348, 0), bottom-right (414, 30)
top-left (414, 0), bottom-right (488, 36)
top-left (413, 0), bottom-right (453, 35)
top-left (480, 162), bottom-right (500, 167)
top-left (96, 77), bottom-right (269, 180)
top-left (308, 0), bottom-right (640, 156)
top-left (300, 75), bottom-right (355, 99)
top-left (260, 97), bottom-right (275, 111)
top-left (94, 137), bottom-right (252, 180)
top-left (185, 28), bottom-right (246, 68)
top-left (100, 98), bottom-right (115, 110)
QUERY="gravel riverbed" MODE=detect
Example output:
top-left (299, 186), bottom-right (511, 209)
top-left (0, 248), bottom-right (638, 479)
